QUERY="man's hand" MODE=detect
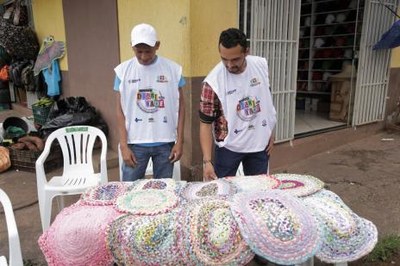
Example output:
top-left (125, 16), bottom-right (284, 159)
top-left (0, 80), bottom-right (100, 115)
top-left (120, 144), bottom-right (137, 167)
top-left (169, 142), bottom-right (183, 163)
top-left (265, 134), bottom-right (275, 155)
top-left (203, 161), bottom-right (217, 181)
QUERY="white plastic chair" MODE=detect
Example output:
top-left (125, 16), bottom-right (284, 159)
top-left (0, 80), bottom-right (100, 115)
top-left (0, 189), bottom-right (23, 266)
top-left (35, 126), bottom-right (108, 231)
top-left (118, 144), bottom-right (181, 181)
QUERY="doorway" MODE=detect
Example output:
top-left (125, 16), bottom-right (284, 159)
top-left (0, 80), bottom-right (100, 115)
top-left (295, 0), bottom-right (364, 136)
top-left (240, 0), bottom-right (397, 141)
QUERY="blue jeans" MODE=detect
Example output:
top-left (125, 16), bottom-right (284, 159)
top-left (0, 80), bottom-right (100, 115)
top-left (122, 143), bottom-right (174, 181)
top-left (214, 146), bottom-right (269, 178)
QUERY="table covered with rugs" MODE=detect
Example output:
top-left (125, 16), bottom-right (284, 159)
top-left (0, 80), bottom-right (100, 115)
top-left (38, 174), bottom-right (378, 266)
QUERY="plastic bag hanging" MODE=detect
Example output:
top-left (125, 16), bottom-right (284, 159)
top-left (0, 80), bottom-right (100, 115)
top-left (373, 20), bottom-right (400, 50)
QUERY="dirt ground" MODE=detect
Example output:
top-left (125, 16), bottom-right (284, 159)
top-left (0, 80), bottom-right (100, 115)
top-left (272, 129), bottom-right (400, 266)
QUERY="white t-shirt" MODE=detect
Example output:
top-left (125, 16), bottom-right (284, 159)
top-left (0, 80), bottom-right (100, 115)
top-left (114, 56), bottom-right (182, 144)
top-left (204, 55), bottom-right (277, 153)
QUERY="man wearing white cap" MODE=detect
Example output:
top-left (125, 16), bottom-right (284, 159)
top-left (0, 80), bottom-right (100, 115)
top-left (114, 23), bottom-right (185, 181)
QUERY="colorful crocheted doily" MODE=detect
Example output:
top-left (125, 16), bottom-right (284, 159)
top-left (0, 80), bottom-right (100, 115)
top-left (180, 199), bottom-right (254, 265)
top-left (131, 178), bottom-right (178, 191)
top-left (301, 189), bottom-right (378, 263)
top-left (38, 203), bottom-right (121, 266)
top-left (231, 190), bottom-right (321, 265)
top-left (224, 174), bottom-right (281, 192)
top-left (181, 179), bottom-right (237, 201)
top-left (106, 210), bottom-right (186, 266)
top-left (115, 188), bottom-right (179, 215)
top-left (273, 173), bottom-right (325, 197)
top-left (80, 182), bottom-right (132, 206)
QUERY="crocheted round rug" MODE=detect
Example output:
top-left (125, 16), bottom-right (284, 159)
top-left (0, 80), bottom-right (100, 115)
top-left (224, 174), bottom-right (281, 192)
top-left (38, 203), bottom-right (121, 266)
top-left (231, 190), bottom-right (321, 265)
top-left (180, 199), bottom-right (254, 265)
top-left (301, 189), bottom-right (378, 263)
top-left (80, 182), bottom-right (132, 206)
top-left (115, 188), bottom-right (179, 215)
top-left (181, 179), bottom-right (237, 201)
top-left (273, 173), bottom-right (325, 197)
top-left (131, 178), bottom-right (178, 191)
top-left (106, 210), bottom-right (186, 266)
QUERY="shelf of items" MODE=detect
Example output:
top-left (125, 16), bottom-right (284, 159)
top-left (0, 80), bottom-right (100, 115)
top-left (297, 0), bottom-right (364, 112)
top-left (297, 91), bottom-right (331, 95)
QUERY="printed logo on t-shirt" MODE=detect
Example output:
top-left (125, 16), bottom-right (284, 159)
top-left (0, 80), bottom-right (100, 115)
top-left (249, 77), bottom-right (261, 87)
top-left (262, 119), bottom-right (267, 127)
top-left (236, 96), bottom-right (261, 121)
top-left (157, 75), bottom-right (168, 83)
top-left (136, 88), bottom-right (165, 113)
top-left (227, 89), bottom-right (236, 95)
top-left (128, 78), bottom-right (141, 84)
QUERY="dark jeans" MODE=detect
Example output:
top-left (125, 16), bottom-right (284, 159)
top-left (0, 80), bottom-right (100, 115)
top-left (122, 142), bottom-right (174, 181)
top-left (214, 146), bottom-right (269, 178)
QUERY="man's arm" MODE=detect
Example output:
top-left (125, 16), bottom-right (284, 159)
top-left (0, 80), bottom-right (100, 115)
top-left (199, 121), bottom-right (217, 181)
top-left (116, 92), bottom-right (136, 167)
top-left (169, 87), bottom-right (185, 162)
top-left (265, 84), bottom-right (276, 156)
top-left (199, 82), bottom-right (219, 181)
top-left (266, 129), bottom-right (275, 155)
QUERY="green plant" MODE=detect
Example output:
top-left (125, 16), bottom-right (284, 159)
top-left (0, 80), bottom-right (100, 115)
top-left (365, 234), bottom-right (400, 262)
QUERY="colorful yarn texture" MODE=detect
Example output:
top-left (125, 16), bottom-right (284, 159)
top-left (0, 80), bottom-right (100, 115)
top-left (38, 173), bottom-right (379, 265)
top-left (107, 211), bottom-right (186, 266)
top-left (181, 179), bottom-right (236, 201)
top-left (180, 199), bottom-right (254, 265)
top-left (302, 189), bottom-right (378, 263)
top-left (115, 188), bottom-right (179, 215)
top-left (273, 173), bottom-right (325, 197)
top-left (38, 203), bottom-right (121, 266)
top-left (225, 174), bottom-right (281, 192)
top-left (231, 190), bottom-right (321, 265)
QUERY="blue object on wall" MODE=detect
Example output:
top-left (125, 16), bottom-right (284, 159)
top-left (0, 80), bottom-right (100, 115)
top-left (373, 20), bottom-right (400, 50)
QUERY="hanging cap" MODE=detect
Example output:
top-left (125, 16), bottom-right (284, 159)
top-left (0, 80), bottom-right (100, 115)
top-left (130, 23), bottom-right (158, 47)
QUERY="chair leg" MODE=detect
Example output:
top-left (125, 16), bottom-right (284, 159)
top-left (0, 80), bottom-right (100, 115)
top-left (39, 195), bottom-right (53, 232)
top-left (56, 195), bottom-right (65, 211)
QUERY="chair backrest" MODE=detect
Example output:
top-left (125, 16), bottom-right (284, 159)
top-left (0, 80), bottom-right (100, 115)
top-left (118, 143), bottom-right (181, 181)
top-left (0, 189), bottom-right (23, 266)
top-left (40, 126), bottom-right (108, 180)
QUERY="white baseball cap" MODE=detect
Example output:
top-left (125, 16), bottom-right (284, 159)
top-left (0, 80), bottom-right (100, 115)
top-left (131, 23), bottom-right (158, 47)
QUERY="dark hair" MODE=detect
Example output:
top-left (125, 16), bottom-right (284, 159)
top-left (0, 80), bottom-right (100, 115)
top-left (219, 28), bottom-right (248, 50)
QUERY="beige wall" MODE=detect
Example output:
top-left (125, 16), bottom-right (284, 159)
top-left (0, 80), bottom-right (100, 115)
top-left (31, 0), bottom-right (68, 71)
top-left (117, 0), bottom-right (190, 76)
top-left (189, 0), bottom-right (238, 77)
top-left (116, 0), bottom-right (237, 77)
top-left (390, 9), bottom-right (400, 68)
top-left (390, 48), bottom-right (400, 68)
top-left (391, 47), bottom-right (400, 68)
